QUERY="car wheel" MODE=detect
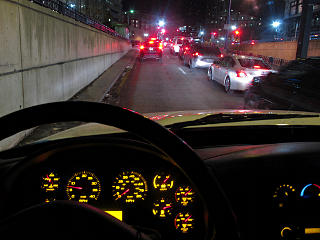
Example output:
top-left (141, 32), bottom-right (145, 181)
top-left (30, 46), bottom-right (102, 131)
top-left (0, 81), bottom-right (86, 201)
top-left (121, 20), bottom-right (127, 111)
top-left (189, 59), bottom-right (194, 69)
top-left (224, 76), bottom-right (231, 93)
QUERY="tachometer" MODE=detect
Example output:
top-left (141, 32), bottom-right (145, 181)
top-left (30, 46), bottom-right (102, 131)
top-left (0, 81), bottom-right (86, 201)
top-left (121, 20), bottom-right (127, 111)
top-left (66, 171), bottom-right (101, 203)
top-left (112, 171), bottom-right (148, 203)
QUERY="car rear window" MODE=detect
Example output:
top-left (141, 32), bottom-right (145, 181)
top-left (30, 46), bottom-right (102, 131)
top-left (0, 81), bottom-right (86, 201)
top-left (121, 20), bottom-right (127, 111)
top-left (238, 59), bottom-right (271, 69)
top-left (144, 41), bottom-right (160, 47)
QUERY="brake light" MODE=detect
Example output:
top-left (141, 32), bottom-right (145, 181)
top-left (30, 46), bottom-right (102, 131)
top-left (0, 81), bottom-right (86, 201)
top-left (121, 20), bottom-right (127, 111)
top-left (140, 45), bottom-right (144, 50)
top-left (236, 70), bottom-right (247, 78)
top-left (185, 47), bottom-right (189, 50)
top-left (149, 41), bottom-right (154, 44)
top-left (220, 54), bottom-right (224, 58)
top-left (253, 65), bottom-right (261, 69)
top-left (151, 38), bottom-right (157, 40)
top-left (193, 52), bottom-right (201, 56)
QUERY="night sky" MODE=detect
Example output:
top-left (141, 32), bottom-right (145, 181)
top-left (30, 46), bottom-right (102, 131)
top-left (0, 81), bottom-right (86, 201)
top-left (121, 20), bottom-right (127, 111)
top-left (122, 0), bottom-right (285, 24)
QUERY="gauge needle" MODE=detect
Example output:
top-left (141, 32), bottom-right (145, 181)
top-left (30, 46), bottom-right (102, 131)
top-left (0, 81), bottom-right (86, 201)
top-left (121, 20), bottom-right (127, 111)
top-left (116, 189), bottom-right (130, 200)
top-left (184, 189), bottom-right (192, 196)
top-left (163, 176), bottom-right (170, 183)
top-left (163, 205), bottom-right (172, 210)
top-left (67, 186), bottom-right (83, 190)
top-left (184, 215), bottom-right (192, 223)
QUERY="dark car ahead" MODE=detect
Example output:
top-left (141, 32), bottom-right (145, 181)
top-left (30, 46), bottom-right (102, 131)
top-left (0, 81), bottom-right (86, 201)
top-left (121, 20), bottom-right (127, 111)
top-left (139, 39), bottom-right (163, 62)
top-left (183, 44), bottom-right (222, 69)
top-left (178, 39), bottom-right (192, 60)
top-left (244, 58), bottom-right (320, 111)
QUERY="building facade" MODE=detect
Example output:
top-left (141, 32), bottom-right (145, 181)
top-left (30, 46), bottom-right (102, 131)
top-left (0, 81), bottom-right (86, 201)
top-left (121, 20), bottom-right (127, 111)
top-left (284, 0), bottom-right (320, 39)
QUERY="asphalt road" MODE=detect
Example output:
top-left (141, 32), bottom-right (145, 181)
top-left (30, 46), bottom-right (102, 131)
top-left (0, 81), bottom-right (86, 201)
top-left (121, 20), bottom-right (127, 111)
top-left (118, 48), bottom-right (244, 114)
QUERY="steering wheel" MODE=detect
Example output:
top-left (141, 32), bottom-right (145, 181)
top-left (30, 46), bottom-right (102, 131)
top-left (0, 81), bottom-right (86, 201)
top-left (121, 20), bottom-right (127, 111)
top-left (0, 102), bottom-right (238, 239)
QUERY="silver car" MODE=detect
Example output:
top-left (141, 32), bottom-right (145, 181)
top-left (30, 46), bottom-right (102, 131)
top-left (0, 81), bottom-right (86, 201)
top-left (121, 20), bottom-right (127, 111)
top-left (183, 45), bottom-right (222, 69)
top-left (208, 55), bottom-right (276, 92)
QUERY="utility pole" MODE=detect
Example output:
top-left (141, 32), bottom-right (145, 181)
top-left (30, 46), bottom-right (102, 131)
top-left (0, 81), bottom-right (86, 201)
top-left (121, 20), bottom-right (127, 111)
top-left (296, 0), bottom-right (313, 59)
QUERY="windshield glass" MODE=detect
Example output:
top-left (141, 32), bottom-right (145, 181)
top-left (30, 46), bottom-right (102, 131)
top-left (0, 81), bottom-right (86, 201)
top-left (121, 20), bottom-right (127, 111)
top-left (238, 59), bottom-right (271, 69)
top-left (0, 0), bottom-right (320, 150)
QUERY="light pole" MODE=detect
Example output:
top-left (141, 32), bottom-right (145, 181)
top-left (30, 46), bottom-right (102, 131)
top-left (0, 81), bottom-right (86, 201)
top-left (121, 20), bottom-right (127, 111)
top-left (224, 0), bottom-right (232, 51)
top-left (272, 20), bottom-right (281, 40)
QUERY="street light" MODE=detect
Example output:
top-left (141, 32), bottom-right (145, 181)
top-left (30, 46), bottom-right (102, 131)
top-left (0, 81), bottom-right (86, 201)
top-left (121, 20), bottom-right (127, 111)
top-left (272, 21), bottom-right (281, 28)
top-left (158, 20), bottom-right (165, 27)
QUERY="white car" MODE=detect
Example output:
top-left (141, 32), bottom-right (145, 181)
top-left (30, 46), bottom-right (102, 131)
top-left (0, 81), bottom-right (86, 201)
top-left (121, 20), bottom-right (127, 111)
top-left (171, 36), bottom-right (192, 54)
top-left (208, 55), bottom-right (276, 92)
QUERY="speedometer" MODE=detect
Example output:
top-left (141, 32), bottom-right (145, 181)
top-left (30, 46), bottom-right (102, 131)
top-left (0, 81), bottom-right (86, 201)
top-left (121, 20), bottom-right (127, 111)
top-left (112, 171), bottom-right (148, 203)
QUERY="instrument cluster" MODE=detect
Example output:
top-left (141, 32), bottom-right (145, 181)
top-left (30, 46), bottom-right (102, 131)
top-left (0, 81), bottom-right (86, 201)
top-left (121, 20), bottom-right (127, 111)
top-left (40, 169), bottom-right (203, 238)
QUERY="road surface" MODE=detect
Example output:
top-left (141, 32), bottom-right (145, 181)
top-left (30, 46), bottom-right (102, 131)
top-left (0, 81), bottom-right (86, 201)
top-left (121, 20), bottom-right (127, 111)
top-left (117, 49), bottom-right (244, 114)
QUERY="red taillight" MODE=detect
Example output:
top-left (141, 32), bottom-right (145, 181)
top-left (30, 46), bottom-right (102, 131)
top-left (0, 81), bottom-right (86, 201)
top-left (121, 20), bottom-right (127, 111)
top-left (185, 47), bottom-right (189, 50)
top-left (220, 54), bottom-right (224, 58)
top-left (193, 52), bottom-right (201, 56)
top-left (236, 70), bottom-right (247, 78)
top-left (159, 46), bottom-right (163, 50)
top-left (253, 65), bottom-right (261, 69)
top-left (140, 45), bottom-right (144, 50)
top-left (149, 41), bottom-right (154, 44)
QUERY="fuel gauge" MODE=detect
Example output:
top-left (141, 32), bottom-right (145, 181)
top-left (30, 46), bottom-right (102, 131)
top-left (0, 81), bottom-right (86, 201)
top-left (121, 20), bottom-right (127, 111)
top-left (174, 212), bottom-right (194, 233)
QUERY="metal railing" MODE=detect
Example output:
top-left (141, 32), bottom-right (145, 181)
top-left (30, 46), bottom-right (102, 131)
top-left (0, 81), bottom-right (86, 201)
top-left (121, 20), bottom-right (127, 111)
top-left (29, 0), bottom-right (127, 39)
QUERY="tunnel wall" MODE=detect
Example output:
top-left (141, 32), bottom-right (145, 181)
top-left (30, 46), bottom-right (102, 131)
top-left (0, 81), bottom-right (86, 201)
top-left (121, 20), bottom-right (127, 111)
top-left (0, 0), bottom-right (130, 149)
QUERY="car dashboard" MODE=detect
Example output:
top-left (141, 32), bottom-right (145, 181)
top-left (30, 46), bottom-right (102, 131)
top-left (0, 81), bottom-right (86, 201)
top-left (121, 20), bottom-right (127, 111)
top-left (0, 138), bottom-right (207, 240)
top-left (2, 126), bottom-right (320, 240)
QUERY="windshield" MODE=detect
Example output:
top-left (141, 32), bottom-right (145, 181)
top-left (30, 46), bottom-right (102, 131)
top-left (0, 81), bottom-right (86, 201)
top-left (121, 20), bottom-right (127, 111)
top-left (1, 0), bottom-right (320, 150)
top-left (238, 59), bottom-right (271, 69)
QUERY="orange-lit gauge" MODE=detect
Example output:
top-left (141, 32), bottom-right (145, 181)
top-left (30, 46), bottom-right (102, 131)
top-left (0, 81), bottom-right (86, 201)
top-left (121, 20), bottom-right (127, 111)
top-left (153, 173), bottom-right (174, 191)
top-left (41, 172), bottom-right (60, 192)
top-left (175, 186), bottom-right (195, 206)
top-left (112, 171), bottom-right (148, 203)
top-left (41, 172), bottom-right (60, 203)
top-left (66, 171), bottom-right (101, 203)
top-left (152, 198), bottom-right (173, 218)
top-left (174, 212), bottom-right (195, 233)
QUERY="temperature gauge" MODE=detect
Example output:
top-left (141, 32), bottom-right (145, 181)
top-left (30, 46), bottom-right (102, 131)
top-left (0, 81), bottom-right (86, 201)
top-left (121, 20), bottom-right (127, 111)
top-left (153, 173), bottom-right (174, 191)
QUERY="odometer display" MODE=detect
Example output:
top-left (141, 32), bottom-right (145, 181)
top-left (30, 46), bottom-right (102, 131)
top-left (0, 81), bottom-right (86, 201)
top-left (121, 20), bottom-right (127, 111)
top-left (112, 171), bottom-right (148, 203)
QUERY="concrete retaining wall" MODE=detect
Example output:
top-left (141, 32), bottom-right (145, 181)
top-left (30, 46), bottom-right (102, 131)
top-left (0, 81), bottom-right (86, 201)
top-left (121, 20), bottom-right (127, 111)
top-left (232, 40), bottom-right (320, 60)
top-left (0, 0), bottom-right (130, 150)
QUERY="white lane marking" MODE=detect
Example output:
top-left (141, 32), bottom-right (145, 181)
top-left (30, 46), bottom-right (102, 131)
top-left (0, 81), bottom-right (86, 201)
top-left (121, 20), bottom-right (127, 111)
top-left (178, 67), bottom-right (187, 75)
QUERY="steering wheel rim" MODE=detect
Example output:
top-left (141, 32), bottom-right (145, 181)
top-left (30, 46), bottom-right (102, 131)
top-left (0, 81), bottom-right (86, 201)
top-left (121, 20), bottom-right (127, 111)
top-left (0, 101), bottom-right (238, 240)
